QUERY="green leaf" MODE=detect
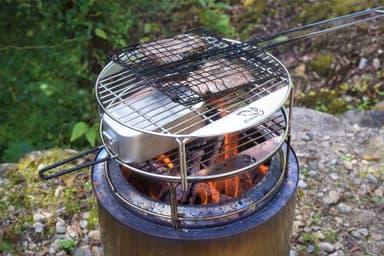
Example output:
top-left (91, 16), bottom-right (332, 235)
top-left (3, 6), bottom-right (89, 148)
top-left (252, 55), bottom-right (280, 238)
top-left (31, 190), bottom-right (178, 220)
top-left (70, 122), bottom-right (89, 142)
top-left (144, 23), bottom-right (151, 34)
top-left (85, 124), bottom-right (98, 146)
top-left (3, 142), bottom-right (34, 162)
top-left (95, 28), bottom-right (108, 39)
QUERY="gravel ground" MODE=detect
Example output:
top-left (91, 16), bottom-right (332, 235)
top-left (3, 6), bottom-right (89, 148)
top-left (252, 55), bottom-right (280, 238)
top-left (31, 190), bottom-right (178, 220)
top-left (0, 107), bottom-right (383, 256)
top-left (290, 107), bottom-right (384, 256)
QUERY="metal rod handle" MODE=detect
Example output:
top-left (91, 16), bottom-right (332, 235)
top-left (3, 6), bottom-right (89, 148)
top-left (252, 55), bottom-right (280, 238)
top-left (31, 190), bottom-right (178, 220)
top-left (38, 145), bottom-right (109, 180)
top-left (252, 6), bottom-right (384, 49)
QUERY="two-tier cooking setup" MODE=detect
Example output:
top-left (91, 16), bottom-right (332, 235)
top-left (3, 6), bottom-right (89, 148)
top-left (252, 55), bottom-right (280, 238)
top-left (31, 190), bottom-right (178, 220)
top-left (39, 7), bottom-right (384, 256)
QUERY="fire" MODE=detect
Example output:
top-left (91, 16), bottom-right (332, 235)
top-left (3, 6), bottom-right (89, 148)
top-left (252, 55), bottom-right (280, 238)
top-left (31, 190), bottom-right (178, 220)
top-left (156, 154), bottom-right (174, 169)
top-left (137, 103), bottom-right (270, 205)
top-left (196, 104), bottom-right (241, 205)
top-left (259, 164), bottom-right (269, 175)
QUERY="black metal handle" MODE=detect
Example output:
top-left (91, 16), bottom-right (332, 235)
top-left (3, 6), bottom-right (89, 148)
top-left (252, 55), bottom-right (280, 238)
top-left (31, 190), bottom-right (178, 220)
top-left (39, 145), bottom-right (110, 180)
top-left (250, 6), bottom-right (384, 49)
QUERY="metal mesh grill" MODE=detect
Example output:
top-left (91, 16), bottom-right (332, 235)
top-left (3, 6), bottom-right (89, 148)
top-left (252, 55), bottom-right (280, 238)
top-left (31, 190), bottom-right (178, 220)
top-left (96, 32), bottom-right (290, 137)
top-left (108, 30), bottom-right (286, 106)
top-left (119, 109), bottom-right (286, 182)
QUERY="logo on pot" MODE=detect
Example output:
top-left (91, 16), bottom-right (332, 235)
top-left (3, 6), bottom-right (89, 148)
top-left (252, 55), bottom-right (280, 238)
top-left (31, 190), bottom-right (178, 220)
top-left (237, 107), bottom-right (264, 123)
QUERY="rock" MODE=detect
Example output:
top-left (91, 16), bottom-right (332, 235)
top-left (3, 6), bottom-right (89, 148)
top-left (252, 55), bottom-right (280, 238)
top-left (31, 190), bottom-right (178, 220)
top-left (357, 228), bottom-right (369, 237)
top-left (323, 190), bottom-right (341, 205)
top-left (330, 173), bottom-right (339, 180)
top-left (91, 246), bottom-right (103, 256)
top-left (366, 174), bottom-right (378, 184)
top-left (329, 251), bottom-right (344, 256)
top-left (48, 247), bottom-right (56, 255)
top-left (302, 132), bottom-right (314, 141)
top-left (352, 230), bottom-right (361, 238)
top-left (318, 242), bottom-right (335, 252)
top-left (67, 225), bottom-right (77, 238)
top-left (353, 210), bottom-right (376, 225)
top-left (88, 230), bottom-right (101, 242)
top-left (0, 163), bottom-right (17, 178)
top-left (56, 221), bottom-right (66, 234)
top-left (371, 233), bottom-right (383, 241)
top-left (33, 222), bottom-right (44, 233)
top-left (74, 247), bottom-right (92, 256)
top-left (56, 250), bottom-right (67, 256)
top-left (33, 213), bottom-right (46, 222)
top-left (358, 57), bottom-right (368, 69)
top-left (374, 187), bottom-right (384, 197)
top-left (308, 170), bottom-right (318, 177)
top-left (298, 180), bottom-right (308, 189)
top-left (289, 250), bottom-right (297, 256)
top-left (372, 58), bottom-right (381, 69)
top-left (343, 161), bottom-right (353, 170)
top-left (80, 220), bottom-right (88, 229)
top-left (341, 110), bottom-right (384, 128)
top-left (82, 212), bottom-right (90, 219)
top-left (7, 205), bottom-right (15, 212)
top-left (337, 203), bottom-right (351, 213)
top-left (307, 244), bottom-right (315, 253)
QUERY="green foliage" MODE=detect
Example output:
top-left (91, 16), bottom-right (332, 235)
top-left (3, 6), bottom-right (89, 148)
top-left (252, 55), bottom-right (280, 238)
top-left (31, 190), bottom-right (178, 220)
top-left (296, 0), bottom-right (370, 24)
top-left (310, 53), bottom-right (334, 76)
top-left (70, 122), bottom-right (98, 146)
top-left (0, 0), bottom-right (235, 162)
top-left (0, 240), bottom-right (13, 254)
top-left (60, 239), bottom-right (76, 251)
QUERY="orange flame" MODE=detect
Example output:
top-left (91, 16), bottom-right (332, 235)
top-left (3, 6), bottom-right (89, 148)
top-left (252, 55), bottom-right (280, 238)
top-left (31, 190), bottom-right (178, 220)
top-left (259, 164), bottom-right (269, 175)
top-left (156, 154), bottom-right (174, 169)
top-left (145, 102), bottom-right (270, 204)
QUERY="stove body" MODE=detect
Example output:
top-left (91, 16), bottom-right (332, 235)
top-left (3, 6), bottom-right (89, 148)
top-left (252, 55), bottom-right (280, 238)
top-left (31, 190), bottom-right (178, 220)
top-left (92, 147), bottom-right (298, 256)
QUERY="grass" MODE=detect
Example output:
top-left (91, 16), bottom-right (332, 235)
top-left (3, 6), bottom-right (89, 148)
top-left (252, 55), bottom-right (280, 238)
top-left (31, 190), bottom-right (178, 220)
top-left (0, 150), bottom-right (97, 254)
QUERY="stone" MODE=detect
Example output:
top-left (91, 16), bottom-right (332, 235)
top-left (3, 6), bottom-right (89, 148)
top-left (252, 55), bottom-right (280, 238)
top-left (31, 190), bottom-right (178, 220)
top-left (298, 180), bottom-right (308, 189)
top-left (374, 187), bottom-right (384, 197)
top-left (74, 247), bottom-right (92, 256)
top-left (302, 132), bottom-right (314, 141)
top-left (56, 250), bottom-right (67, 256)
top-left (371, 233), bottom-right (383, 241)
top-left (82, 212), bottom-right (90, 219)
top-left (67, 225), bottom-right (77, 238)
top-left (80, 220), bottom-right (88, 229)
top-left (33, 222), bottom-right (44, 233)
top-left (88, 230), bottom-right (101, 242)
top-left (48, 247), bottom-right (56, 255)
top-left (308, 170), bottom-right (318, 177)
top-left (0, 163), bottom-right (17, 178)
top-left (358, 57), bottom-right (368, 69)
top-left (357, 228), bottom-right (369, 237)
top-left (344, 161), bottom-right (353, 170)
top-left (330, 173), bottom-right (339, 180)
top-left (56, 221), bottom-right (66, 234)
top-left (372, 58), bottom-right (381, 69)
top-left (351, 230), bottom-right (361, 238)
top-left (33, 213), bottom-right (45, 222)
top-left (307, 244), bottom-right (315, 253)
top-left (329, 251), bottom-right (344, 256)
top-left (323, 190), bottom-right (341, 205)
top-left (318, 242), bottom-right (335, 252)
top-left (366, 174), bottom-right (378, 184)
top-left (337, 203), bottom-right (351, 213)
top-left (7, 205), bottom-right (15, 212)
top-left (91, 246), bottom-right (103, 256)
